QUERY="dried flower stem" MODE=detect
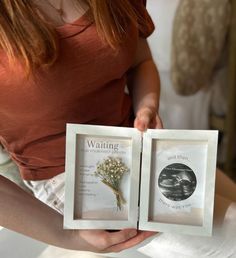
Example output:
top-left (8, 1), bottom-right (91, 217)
top-left (101, 179), bottom-right (126, 210)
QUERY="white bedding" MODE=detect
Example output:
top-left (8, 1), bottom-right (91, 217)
top-left (138, 200), bottom-right (236, 258)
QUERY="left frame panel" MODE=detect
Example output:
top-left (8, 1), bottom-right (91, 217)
top-left (64, 124), bottom-right (141, 230)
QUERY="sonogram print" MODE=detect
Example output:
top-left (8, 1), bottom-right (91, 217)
top-left (158, 163), bottom-right (197, 201)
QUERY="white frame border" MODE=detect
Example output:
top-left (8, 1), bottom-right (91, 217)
top-left (139, 129), bottom-right (218, 236)
top-left (64, 123), bottom-right (141, 229)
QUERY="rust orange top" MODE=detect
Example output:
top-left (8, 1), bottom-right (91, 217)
top-left (0, 1), bottom-right (154, 180)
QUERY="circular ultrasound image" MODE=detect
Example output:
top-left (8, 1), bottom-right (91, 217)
top-left (158, 163), bottom-right (197, 201)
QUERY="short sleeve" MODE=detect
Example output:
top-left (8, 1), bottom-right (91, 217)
top-left (134, 0), bottom-right (155, 38)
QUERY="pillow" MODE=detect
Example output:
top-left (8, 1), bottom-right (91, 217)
top-left (171, 0), bottom-right (230, 95)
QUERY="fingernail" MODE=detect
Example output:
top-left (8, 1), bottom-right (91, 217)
top-left (129, 230), bottom-right (137, 238)
top-left (139, 123), bottom-right (146, 131)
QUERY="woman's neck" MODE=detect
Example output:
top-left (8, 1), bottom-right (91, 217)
top-left (34, 0), bottom-right (88, 26)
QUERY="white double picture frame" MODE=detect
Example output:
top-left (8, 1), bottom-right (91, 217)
top-left (64, 124), bottom-right (218, 236)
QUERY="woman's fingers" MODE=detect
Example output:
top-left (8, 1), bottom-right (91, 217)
top-left (134, 107), bottom-right (163, 131)
top-left (73, 229), bottom-right (137, 252)
top-left (104, 231), bottom-right (157, 253)
top-left (155, 114), bottom-right (163, 129)
top-left (134, 114), bottom-right (149, 131)
top-left (103, 229), bottom-right (138, 247)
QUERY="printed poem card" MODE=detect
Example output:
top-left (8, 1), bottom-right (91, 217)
top-left (149, 139), bottom-right (207, 226)
top-left (74, 135), bottom-right (131, 220)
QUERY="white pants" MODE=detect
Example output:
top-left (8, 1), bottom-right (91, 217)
top-left (24, 172), bottom-right (66, 214)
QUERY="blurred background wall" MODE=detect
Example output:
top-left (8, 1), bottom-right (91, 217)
top-left (147, 0), bottom-right (236, 180)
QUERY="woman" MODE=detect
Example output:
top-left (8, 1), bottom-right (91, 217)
top-left (0, 0), bottom-right (162, 253)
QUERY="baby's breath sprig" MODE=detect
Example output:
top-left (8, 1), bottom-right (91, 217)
top-left (94, 157), bottom-right (129, 210)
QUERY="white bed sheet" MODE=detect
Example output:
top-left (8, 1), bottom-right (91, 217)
top-left (138, 201), bottom-right (236, 258)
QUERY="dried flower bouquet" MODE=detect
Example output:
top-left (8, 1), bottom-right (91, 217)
top-left (94, 157), bottom-right (129, 210)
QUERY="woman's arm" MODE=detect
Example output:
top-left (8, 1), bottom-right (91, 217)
top-left (215, 169), bottom-right (236, 202)
top-left (128, 38), bottom-right (163, 131)
top-left (0, 175), bottom-right (153, 252)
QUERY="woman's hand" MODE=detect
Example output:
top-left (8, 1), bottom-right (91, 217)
top-left (134, 107), bottom-right (163, 131)
top-left (63, 228), bottom-right (156, 253)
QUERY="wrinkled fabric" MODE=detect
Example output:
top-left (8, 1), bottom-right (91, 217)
top-left (139, 197), bottom-right (236, 258)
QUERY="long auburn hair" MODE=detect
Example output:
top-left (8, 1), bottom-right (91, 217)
top-left (0, 0), bottom-right (151, 73)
